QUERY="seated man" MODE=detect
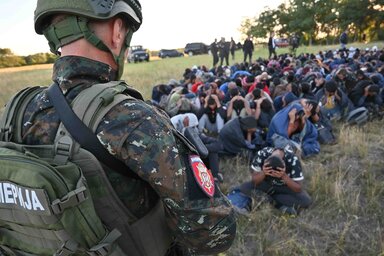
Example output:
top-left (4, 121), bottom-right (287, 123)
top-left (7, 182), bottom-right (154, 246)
top-left (151, 83), bottom-right (171, 109)
top-left (198, 94), bottom-right (226, 137)
top-left (166, 87), bottom-right (199, 117)
top-left (315, 80), bottom-right (353, 120)
top-left (218, 116), bottom-right (259, 157)
top-left (226, 87), bottom-right (252, 121)
top-left (349, 80), bottom-right (383, 109)
top-left (273, 92), bottom-right (298, 113)
top-left (267, 99), bottom-right (320, 157)
top-left (227, 146), bottom-right (312, 215)
top-left (171, 113), bottom-right (224, 181)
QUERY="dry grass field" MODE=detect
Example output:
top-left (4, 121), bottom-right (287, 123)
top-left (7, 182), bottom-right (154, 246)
top-left (0, 42), bottom-right (383, 255)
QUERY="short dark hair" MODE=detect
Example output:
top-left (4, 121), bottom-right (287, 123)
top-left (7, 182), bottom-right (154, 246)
top-left (252, 88), bottom-right (262, 99)
top-left (325, 80), bottom-right (338, 93)
top-left (230, 87), bottom-right (239, 97)
top-left (301, 82), bottom-right (311, 94)
top-left (246, 75), bottom-right (255, 84)
top-left (207, 97), bottom-right (216, 105)
top-left (265, 155), bottom-right (284, 170)
top-left (260, 99), bottom-right (272, 111)
top-left (235, 78), bottom-right (242, 87)
top-left (306, 99), bottom-right (319, 116)
top-left (256, 82), bottom-right (264, 90)
top-left (368, 84), bottom-right (379, 94)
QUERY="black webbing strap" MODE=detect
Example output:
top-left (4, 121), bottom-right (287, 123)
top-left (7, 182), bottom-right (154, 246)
top-left (47, 83), bottom-right (140, 180)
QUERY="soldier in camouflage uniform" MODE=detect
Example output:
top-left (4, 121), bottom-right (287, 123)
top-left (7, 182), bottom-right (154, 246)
top-left (15, 0), bottom-right (236, 255)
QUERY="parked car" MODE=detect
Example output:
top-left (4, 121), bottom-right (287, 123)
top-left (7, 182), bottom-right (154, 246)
top-left (274, 38), bottom-right (289, 48)
top-left (184, 42), bottom-right (210, 56)
top-left (158, 49), bottom-right (184, 58)
top-left (127, 45), bottom-right (150, 63)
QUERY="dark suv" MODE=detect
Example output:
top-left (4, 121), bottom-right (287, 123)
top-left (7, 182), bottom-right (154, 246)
top-left (184, 42), bottom-right (209, 56)
top-left (127, 45), bottom-right (150, 63)
top-left (158, 49), bottom-right (184, 58)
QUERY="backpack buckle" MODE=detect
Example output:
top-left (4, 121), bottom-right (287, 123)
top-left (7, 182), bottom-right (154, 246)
top-left (51, 186), bottom-right (87, 214)
top-left (88, 229), bottom-right (121, 256)
top-left (55, 239), bottom-right (78, 256)
top-left (54, 135), bottom-right (73, 165)
top-left (0, 126), bottom-right (11, 142)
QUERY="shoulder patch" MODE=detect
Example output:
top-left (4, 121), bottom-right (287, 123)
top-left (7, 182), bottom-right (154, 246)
top-left (189, 155), bottom-right (215, 197)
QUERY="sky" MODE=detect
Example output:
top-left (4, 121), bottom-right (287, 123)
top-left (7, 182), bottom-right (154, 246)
top-left (0, 0), bottom-right (284, 56)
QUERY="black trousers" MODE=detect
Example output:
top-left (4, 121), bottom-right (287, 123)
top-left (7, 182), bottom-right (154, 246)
top-left (268, 47), bottom-right (277, 59)
top-left (201, 136), bottom-right (223, 178)
top-left (220, 54), bottom-right (229, 66)
top-left (239, 181), bottom-right (312, 209)
top-left (243, 51), bottom-right (252, 63)
top-left (212, 53), bottom-right (219, 67)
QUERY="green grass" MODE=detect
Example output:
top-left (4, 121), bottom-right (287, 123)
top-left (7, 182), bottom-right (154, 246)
top-left (0, 42), bottom-right (384, 255)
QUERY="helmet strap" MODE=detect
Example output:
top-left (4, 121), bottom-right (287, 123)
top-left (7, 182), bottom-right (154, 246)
top-left (43, 16), bottom-right (93, 55)
top-left (115, 29), bottom-right (133, 79)
top-left (43, 16), bottom-right (132, 79)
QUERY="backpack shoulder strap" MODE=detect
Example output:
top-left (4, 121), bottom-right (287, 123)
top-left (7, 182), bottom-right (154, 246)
top-left (0, 86), bottom-right (44, 142)
top-left (47, 81), bottom-right (142, 180)
top-left (70, 80), bottom-right (143, 128)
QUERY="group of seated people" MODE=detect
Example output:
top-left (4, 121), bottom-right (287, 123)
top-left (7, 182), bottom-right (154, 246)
top-left (150, 46), bottom-right (384, 215)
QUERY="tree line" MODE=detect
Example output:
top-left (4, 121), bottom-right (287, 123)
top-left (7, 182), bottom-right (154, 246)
top-left (241, 0), bottom-right (383, 45)
top-left (0, 48), bottom-right (57, 68)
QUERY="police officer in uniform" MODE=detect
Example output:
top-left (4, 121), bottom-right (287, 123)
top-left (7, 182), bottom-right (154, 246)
top-left (6, 0), bottom-right (237, 255)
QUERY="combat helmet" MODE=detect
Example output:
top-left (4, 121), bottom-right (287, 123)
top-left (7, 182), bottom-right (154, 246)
top-left (34, 0), bottom-right (143, 79)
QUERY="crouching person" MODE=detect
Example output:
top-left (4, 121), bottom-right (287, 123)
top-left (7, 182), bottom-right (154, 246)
top-left (228, 146), bottom-right (312, 215)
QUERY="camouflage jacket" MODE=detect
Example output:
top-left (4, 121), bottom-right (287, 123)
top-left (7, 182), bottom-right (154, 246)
top-left (20, 56), bottom-right (236, 255)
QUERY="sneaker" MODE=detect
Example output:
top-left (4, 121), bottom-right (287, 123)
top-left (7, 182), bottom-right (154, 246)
top-left (278, 205), bottom-right (297, 216)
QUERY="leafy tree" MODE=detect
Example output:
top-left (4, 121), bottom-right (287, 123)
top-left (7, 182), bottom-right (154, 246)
top-left (315, 0), bottom-right (338, 44)
top-left (338, 0), bottom-right (372, 41)
top-left (241, 8), bottom-right (280, 43)
top-left (0, 48), bottom-right (13, 56)
top-left (240, 0), bottom-right (383, 44)
top-left (287, 0), bottom-right (318, 45)
top-left (0, 55), bottom-right (26, 68)
top-left (45, 53), bottom-right (58, 63)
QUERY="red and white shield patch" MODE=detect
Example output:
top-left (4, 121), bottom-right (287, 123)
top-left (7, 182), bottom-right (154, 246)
top-left (189, 155), bottom-right (215, 197)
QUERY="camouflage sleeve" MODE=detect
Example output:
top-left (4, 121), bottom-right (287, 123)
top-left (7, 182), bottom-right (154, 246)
top-left (97, 99), bottom-right (236, 255)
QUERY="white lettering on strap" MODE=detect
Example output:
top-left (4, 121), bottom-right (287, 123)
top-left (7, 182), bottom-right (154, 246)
top-left (0, 182), bottom-right (4, 203)
top-left (0, 182), bottom-right (48, 214)
top-left (31, 191), bottom-right (45, 211)
top-left (4, 183), bottom-right (14, 204)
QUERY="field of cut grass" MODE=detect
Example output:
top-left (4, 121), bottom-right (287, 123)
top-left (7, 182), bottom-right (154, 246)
top-left (0, 42), bottom-right (383, 255)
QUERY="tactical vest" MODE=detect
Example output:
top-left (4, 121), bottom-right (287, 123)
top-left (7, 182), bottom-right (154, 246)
top-left (0, 81), bottom-right (172, 256)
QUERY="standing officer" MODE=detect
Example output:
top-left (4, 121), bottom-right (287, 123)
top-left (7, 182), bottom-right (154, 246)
top-left (268, 31), bottom-right (277, 59)
top-left (218, 37), bottom-right (230, 66)
top-left (243, 35), bottom-right (254, 63)
top-left (3, 0), bottom-right (236, 255)
top-left (211, 38), bottom-right (219, 67)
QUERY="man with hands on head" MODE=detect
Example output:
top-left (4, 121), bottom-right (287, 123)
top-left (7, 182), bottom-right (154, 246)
top-left (267, 98), bottom-right (321, 157)
top-left (226, 88), bottom-right (252, 120)
top-left (228, 146), bottom-right (312, 215)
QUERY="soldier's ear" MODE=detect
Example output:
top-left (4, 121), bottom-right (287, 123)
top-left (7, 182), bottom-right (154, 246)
top-left (111, 18), bottom-right (126, 49)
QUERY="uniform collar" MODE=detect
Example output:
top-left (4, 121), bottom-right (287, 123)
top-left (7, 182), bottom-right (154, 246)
top-left (52, 56), bottom-right (118, 92)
